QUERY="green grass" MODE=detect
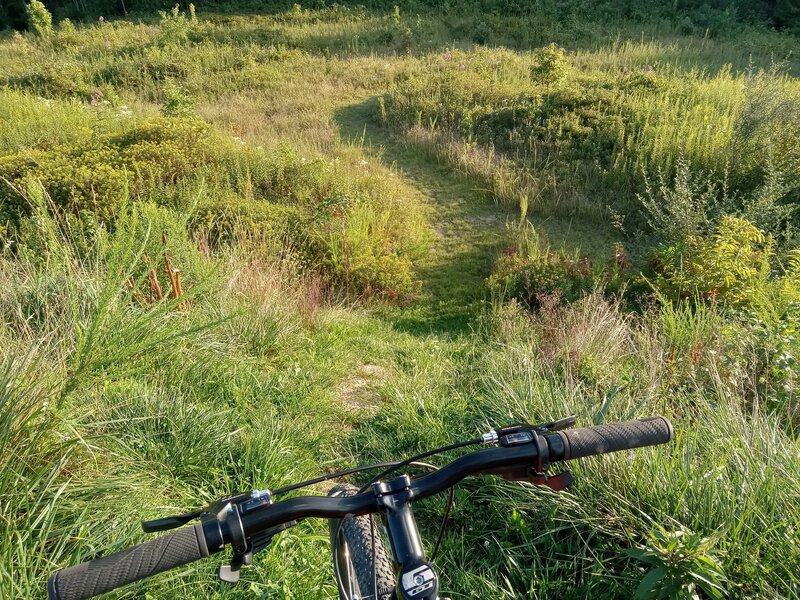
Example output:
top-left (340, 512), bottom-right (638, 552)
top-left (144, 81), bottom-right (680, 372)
top-left (1, 4), bottom-right (800, 600)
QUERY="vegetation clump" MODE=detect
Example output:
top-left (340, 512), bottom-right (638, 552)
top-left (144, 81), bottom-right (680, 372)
top-left (26, 0), bottom-right (52, 37)
top-left (530, 43), bottom-right (569, 86)
top-left (0, 97), bottom-right (423, 298)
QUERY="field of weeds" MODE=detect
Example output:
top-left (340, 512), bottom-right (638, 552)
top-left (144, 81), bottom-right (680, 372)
top-left (1, 2), bottom-right (799, 598)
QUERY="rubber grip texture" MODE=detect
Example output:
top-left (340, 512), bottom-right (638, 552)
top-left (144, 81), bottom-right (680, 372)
top-left (48, 525), bottom-right (205, 600)
top-left (560, 417), bottom-right (673, 460)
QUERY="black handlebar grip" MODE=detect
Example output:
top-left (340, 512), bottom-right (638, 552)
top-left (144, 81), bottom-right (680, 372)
top-left (558, 417), bottom-right (673, 460)
top-left (48, 524), bottom-right (208, 600)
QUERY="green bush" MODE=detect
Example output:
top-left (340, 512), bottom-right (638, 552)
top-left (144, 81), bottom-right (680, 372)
top-left (641, 150), bottom-right (797, 250)
top-left (651, 216), bottom-right (772, 307)
top-left (26, 0), bottom-right (53, 37)
top-left (161, 79), bottom-right (195, 117)
top-left (57, 17), bottom-right (74, 32)
top-left (0, 100), bottom-right (423, 299)
top-left (470, 21), bottom-right (491, 45)
top-left (639, 154), bottom-right (722, 246)
top-left (330, 241), bottom-right (416, 298)
top-left (158, 4), bottom-right (196, 46)
top-left (530, 43), bottom-right (569, 86)
top-left (488, 249), bottom-right (596, 308)
top-left (5, 61), bottom-right (92, 100)
top-left (382, 52), bottom-right (630, 174)
top-left (308, 200), bottom-right (419, 298)
top-left (0, 118), bottom-right (221, 229)
top-left (487, 226), bottom-right (600, 308)
top-left (190, 197), bottom-right (302, 247)
top-left (0, 146), bottom-right (128, 224)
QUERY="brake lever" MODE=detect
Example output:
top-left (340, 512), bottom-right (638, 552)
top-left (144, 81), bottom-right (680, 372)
top-left (483, 417), bottom-right (577, 492)
top-left (534, 415), bottom-right (577, 432)
top-left (141, 488), bottom-right (299, 585)
top-left (140, 490), bottom-right (254, 533)
top-left (535, 415), bottom-right (578, 431)
top-left (488, 415), bottom-right (576, 441)
top-left (482, 463), bottom-right (574, 491)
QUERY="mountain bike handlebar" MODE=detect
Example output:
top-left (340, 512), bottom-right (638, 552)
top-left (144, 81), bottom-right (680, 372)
top-left (48, 416), bottom-right (673, 600)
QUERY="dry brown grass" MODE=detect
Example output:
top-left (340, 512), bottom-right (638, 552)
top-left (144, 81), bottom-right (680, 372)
top-left (223, 247), bottom-right (326, 329)
top-left (536, 292), bottom-right (633, 383)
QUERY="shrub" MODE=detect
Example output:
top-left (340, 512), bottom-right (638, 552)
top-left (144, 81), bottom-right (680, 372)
top-left (57, 17), bottom-right (75, 33)
top-left (161, 79), bottom-right (195, 117)
top-left (313, 201), bottom-right (419, 298)
top-left (732, 66), bottom-right (800, 198)
top-left (0, 118), bottom-right (220, 230)
top-left (0, 96), bottom-right (424, 300)
top-left (6, 61), bottom-right (92, 99)
top-left (190, 197), bottom-right (302, 248)
top-left (651, 216), bottom-right (772, 307)
top-left (487, 226), bottom-right (598, 309)
top-left (26, 0), bottom-right (52, 37)
top-left (158, 4), bottom-right (195, 46)
top-left (488, 249), bottom-right (596, 309)
top-left (0, 147), bottom-right (128, 224)
top-left (531, 43), bottom-right (570, 86)
top-left (330, 242), bottom-right (415, 298)
top-left (471, 21), bottom-right (491, 45)
top-left (192, 191), bottom-right (420, 300)
top-left (641, 151), bottom-right (796, 249)
top-left (639, 154), bottom-right (722, 246)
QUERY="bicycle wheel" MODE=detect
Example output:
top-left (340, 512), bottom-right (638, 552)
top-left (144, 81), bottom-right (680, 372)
top-left (328, 484), bottom-right (395, 600)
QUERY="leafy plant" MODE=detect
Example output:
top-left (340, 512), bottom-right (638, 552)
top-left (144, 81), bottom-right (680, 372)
top-left (161, 79), bottom-right (195, 117)
top-left (0, 117), bottom-right (217, 229)
top-left (26, 0), bottom-right (53, 37)
top-left (652, 216), bottom-right (772, 307)
top-left (190, 197), bottom-right (302, 248)
top-left (57, 17), bottom-right (75, 33)
top-left (158, 3), bottom-right (195, 46)
top-left (626, 526), bottom-right (728, 600)
top-left (531, 43), bottom-right (569, 86)
top-left (639, 154), bottom-right (722, 245)
top-left (487, 224), bottom-right (598, 309)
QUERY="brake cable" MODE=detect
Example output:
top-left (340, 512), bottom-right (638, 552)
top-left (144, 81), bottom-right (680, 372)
top-left (271, 461), bottom-right (406, 496)
top-left (357, 437), bottom-right (485, 494)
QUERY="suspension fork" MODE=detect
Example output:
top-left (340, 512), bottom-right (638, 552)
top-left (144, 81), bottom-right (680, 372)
top-left (373, 475), bottom-right (439, 600)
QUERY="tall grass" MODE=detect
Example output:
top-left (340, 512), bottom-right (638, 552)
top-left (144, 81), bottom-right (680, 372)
top-left (351, 293), bottom-right (800, 598)
top-left (0, 197), bottom-right (370, 597)
top-left (379, 39), bottom-right (800, 255)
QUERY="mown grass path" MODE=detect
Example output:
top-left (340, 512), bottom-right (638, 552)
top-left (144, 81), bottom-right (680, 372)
top-left (336, 100), bottom-right (512, 335)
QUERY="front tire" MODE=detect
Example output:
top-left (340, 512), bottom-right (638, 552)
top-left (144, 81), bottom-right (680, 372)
top-left (328, 484), bottom-right (395, 600)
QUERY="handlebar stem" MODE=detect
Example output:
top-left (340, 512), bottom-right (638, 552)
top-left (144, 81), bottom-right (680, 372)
top-left (374, 475), bottom-right (439, 600)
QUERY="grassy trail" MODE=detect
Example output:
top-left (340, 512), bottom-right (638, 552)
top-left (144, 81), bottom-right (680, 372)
top-left (337, 99), bottom-right (511, 336)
